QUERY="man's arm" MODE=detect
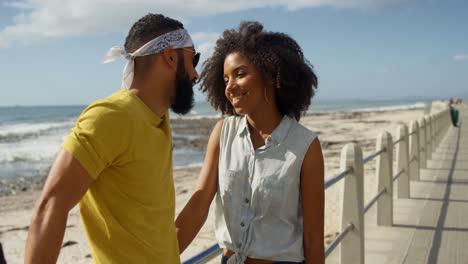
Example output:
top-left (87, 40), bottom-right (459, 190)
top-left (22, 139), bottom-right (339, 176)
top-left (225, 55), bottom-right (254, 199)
top-left (25, 149), bottom-right (94, 264)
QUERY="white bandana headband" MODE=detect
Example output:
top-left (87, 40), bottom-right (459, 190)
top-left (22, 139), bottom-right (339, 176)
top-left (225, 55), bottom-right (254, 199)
top-left (101, 28), bottom-right (194, 89)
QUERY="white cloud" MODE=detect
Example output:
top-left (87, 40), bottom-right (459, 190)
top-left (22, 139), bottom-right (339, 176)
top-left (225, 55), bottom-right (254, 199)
top-left (191, 32), bottom-right (220, 65)
top-left (0, 39), bottom-right (7, 48)
top-left (0, 0), bottom-right (415, 48)
top-left (453, 54), bottom-right (468, 61)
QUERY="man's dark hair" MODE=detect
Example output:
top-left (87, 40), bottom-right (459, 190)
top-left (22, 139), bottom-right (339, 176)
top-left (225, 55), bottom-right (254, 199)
top-left (199, 21), bottom-right (318, 121)
top-left (124, 13), bottom-right (184, 53)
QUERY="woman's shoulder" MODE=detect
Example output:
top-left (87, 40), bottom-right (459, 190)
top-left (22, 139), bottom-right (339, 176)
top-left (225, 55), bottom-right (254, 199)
top-left (223, 115), bottom-right (242, 122)
top-left (222, 115), bottom-right (244, 129)
top-left (218, 115), bottom-right (246, 143)
top-left (288, 117), bottom-right (317, 140)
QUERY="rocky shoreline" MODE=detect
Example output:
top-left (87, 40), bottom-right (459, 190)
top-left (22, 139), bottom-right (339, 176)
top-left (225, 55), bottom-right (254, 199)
top-left (0, 108), bottom-right (429, 199)
top-left (0, 176), bottom-right (46, 197)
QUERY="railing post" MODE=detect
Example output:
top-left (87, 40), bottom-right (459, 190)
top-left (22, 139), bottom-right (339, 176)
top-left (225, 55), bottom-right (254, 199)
top-left (418, 118), bottom-right (426, 169)
top-left (431, 114), bottom-right (436, 146)
top-left (340, 143), bottom-right (364, 264)
top-left (409, 121), bottom-right (420, 181)
top-left (397, 125), bottom-right (409, 198)
top-left (441, 110), bottom-right (446, 134)
top-left (444, 108), bottom-right (450, 134)
top-left (441, 110), bottom-right (447, 142)
top-left (438, 110), bottom-right (446, 144)
top-left (446, 108), bottom-right (451, 130)
top-left (432, 114), bottom-right (439, 148)
top-left (377, 131), bottom-right (393, 226)
top-left (440, 111), bottom-right (446, 143)
top-left (432, 113), bottom-right (438, 148)
top-left (425, 116), bottom-right (432, 160)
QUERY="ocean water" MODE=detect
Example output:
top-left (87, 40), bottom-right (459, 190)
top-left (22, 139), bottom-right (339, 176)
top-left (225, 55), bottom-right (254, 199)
top-left (0, 99), bottom-right (429, 179)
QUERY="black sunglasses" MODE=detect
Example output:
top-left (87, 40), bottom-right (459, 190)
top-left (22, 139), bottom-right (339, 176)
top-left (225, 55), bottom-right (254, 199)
top-left (193, 52), bottom-right (200, 68)
top-left (182, 48), bottom-right (201, 68)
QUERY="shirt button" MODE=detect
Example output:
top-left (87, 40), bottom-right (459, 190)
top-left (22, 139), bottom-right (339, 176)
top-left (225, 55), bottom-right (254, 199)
top-left (240, 222), bottom-right (245, 227)
top-left (244, 198), bottom-right (249, 203)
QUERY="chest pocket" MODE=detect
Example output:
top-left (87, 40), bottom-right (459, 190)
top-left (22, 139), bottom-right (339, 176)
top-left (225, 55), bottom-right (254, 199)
top-left (253, 154), bottom-right (301, 217)
top-left (253, 172), bottom-right (287, 216)
top-left (218, 170), bottom-right (243, 206)
top-left (218, 169), bottom-right (247, 230)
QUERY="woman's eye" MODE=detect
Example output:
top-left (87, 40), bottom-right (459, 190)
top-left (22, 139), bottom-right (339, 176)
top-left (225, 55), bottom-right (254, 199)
top-left (237, 72), bottom-right (245, 77)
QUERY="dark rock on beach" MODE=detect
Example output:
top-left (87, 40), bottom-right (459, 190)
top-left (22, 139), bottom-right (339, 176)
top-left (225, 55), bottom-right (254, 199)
top-left (0, 176), bottom-right (46, 197)
top-left (62, 240), bottom-right (78, 248)
top-left (171, 117), bottom-right (219, 150)
top-left (0, 242), bottom-right (6, 264)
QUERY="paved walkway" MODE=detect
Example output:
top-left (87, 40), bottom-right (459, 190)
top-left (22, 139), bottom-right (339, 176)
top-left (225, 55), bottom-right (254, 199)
top-left (328, 104), bottom-right (468, 264)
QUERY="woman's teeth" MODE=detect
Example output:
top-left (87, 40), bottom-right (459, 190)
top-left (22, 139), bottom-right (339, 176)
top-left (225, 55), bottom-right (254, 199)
top-left (231, 91), bottom-right (248, 105)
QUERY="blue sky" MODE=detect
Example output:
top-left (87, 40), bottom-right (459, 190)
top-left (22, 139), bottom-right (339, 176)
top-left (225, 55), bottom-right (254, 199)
top-left (0, 0), bottom-right (467, 106)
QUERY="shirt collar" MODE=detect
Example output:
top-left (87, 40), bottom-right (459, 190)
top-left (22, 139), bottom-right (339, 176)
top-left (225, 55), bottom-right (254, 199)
top-left (237, 115), bottom-right (294, 145)
top-left (123, 89), bottom-right (163, 127)
top-left (237, 116), bottom-right (249, 137)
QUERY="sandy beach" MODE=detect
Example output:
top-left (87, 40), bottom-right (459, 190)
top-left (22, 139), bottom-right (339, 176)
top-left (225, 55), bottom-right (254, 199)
top-left (0, 102), bottom-right (446, 263)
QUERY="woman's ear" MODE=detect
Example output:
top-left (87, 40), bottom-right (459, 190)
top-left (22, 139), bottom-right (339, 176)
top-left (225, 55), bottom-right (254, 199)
top-left (263, 77), bottom-right (275, 105)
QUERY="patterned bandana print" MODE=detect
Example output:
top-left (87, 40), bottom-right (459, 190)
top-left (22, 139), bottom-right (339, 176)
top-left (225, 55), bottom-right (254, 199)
top-left (101, 29), bottom-right (194, 89)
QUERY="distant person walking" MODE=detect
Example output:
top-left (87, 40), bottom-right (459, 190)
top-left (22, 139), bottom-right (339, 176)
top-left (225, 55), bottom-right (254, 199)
top-left (449, 99), bottom-right (459, 127)
top-left (25, 13), bottom-right (200, 264)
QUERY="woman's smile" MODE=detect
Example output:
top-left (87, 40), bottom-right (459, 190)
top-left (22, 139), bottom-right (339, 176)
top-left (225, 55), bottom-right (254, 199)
top-left (230, 90), bottom-right (250, 107)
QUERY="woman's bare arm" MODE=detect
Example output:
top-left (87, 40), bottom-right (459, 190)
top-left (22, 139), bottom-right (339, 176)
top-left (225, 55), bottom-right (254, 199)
top-left (301, 138), bottom-right (325, 264)
top-left (175, 120), bottom-right (223, 253)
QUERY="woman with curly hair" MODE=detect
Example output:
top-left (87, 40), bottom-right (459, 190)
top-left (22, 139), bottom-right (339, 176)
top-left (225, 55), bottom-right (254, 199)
top-left (176, 21), bottom-right (324, 264)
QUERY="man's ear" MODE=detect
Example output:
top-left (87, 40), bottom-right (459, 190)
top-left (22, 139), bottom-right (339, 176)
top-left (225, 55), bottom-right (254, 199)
top-left (162, 47), bottom-right (177, 70)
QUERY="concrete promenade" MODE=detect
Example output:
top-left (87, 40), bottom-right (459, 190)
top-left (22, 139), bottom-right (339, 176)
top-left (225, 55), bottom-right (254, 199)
top-left (328, 104), bottom-right (467, 264)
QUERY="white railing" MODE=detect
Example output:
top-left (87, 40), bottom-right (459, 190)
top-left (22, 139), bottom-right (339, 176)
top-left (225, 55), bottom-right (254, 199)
top-left (183, 107), bottom-right (453, 264)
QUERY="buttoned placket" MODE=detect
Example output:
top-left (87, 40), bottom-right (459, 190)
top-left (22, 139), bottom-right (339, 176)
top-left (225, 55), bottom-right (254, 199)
top-left (237, 132), bottom-right (255, 252)
top-left (237, 130), bottom-right (275, 254)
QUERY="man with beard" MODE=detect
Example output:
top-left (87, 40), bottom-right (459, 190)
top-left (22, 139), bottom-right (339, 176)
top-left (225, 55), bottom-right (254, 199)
top-left (25, 14), bottom-right (199, 264)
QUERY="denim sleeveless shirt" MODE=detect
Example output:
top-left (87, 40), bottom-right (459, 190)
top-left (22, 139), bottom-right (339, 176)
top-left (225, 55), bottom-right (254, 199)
top-left (214, 115), bottom-right (317, 264)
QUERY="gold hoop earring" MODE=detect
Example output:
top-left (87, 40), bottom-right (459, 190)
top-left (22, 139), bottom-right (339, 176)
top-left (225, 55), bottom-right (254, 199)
top-left (264, 86), bottom-right (271, 105)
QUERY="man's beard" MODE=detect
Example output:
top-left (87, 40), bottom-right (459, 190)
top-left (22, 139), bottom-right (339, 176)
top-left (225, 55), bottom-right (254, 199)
top-left (170, 61), bottom-right (194, 115)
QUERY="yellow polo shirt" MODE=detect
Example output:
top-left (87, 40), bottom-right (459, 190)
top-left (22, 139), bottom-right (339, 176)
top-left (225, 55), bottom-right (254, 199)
top-left (62, 89), bottom-right (180, 264)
